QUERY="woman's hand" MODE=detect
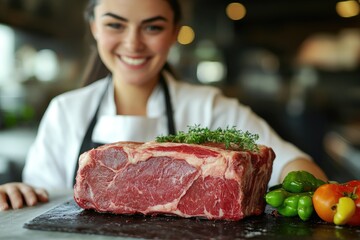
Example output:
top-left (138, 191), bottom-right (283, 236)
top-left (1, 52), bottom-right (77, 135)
top-left (0, 182), bottom-right (49, 211)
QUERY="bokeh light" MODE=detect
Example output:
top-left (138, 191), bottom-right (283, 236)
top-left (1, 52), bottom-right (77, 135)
top-left (177, 25), bottom-right (195, 45)
top-left (226, 2), bottom-right (246, 21)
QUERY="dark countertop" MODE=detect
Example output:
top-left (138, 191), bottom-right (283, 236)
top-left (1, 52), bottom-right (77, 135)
top-left (0, 190), bottom-right (127, 240)
top-left (23, 198), bottom-right (360, 240)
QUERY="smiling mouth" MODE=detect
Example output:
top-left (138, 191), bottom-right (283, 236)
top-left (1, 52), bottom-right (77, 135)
top-left (121, 56), bottom-right (147, 66)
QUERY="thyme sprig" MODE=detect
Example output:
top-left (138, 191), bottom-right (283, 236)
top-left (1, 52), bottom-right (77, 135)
top-left (156, 125), bottom-right (259, 152)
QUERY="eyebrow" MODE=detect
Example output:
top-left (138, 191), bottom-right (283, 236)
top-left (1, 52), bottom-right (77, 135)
top-left (102, 13), bottom-right (168, 24)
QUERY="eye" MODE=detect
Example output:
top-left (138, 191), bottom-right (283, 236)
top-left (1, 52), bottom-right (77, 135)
top-left (144, 25), bottom-right (164, 33)
top-left (106, 22), bottom-right (124, 30)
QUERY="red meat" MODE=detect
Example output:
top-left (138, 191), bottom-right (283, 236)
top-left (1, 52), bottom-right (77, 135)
top-left (74, 141), bottom-right (275, 221)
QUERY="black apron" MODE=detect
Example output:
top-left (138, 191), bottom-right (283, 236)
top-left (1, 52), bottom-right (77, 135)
top-left (73, 74), bottom-right (176, 185)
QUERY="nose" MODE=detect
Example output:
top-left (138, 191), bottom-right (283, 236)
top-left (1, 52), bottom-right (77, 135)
top-left (123, 28), bottom-right (145, 52)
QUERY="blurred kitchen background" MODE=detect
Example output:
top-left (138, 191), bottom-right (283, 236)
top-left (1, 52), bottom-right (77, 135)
top-left (0, 0), bottom-right (359, 184)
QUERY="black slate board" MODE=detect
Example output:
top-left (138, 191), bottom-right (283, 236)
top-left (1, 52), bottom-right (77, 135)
top-left (24, 199), bottom-right (360, 240)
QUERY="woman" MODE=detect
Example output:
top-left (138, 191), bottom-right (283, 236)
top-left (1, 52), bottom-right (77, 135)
top-left (0, 0), bottom-right (327, 210)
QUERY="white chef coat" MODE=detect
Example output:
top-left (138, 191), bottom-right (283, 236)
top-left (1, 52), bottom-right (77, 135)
top-left (23, 72), bottom-right (310, 189)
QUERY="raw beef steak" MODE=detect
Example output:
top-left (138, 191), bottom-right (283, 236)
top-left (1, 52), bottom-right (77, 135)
top-left (74, 141), bottom-right (275, 221)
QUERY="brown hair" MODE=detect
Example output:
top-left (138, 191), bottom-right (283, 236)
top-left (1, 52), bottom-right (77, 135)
top-left (81, 0), bottom-right (182, 86)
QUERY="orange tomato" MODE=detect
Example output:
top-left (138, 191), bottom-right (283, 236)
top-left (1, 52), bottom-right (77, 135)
top-left (312, 184), bottom-right (343, 222)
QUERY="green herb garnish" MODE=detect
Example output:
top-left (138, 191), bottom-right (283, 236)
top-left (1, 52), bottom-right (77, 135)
top-left (155, 125), bottom-right (259, 152)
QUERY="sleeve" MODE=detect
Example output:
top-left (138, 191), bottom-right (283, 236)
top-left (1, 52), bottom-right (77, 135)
top-left (22, 97), bottom-right (77, 190)
top-left (210, 92), bottom-right (311, 186)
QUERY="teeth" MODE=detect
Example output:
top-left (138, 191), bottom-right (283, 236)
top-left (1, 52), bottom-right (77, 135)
top-left (122, 56), bottom-right (146, 66)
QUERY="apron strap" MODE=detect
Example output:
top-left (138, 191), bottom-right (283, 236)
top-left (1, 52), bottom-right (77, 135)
top-left (160, 74), bottom-right (176, 135)
top-left (72, 77), bottom-right (110, 185)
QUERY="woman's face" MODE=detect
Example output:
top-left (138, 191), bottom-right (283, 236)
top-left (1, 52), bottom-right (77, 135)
top-left (91, 0), bottom-right (178, 86)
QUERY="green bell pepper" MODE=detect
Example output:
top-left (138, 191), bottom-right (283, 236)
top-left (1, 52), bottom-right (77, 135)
top-left (278, 195), bottom-right (301, 217)
top-left (265, 188), bottom-right (289, 208)
top-left (298, 195), bottom-right (314, 221)
top-left (265, 171), bottom-right (326, 221)
top-left (282, 170), bottom-right (325, 193)
top-left (266, 189), bottom-right (314, 220)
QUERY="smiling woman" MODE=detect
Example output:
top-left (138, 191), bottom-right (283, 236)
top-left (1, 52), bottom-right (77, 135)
top-left (0, 0), bottom-right (327, 211)
top-left (90, 0), bottom-right (179, 93)
top-left (83, 0), bottom-right (182, 116)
